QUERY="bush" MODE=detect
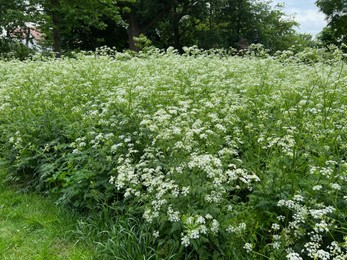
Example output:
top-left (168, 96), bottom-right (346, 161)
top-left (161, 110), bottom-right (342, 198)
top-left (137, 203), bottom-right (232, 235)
top-left (0, 38), bottom-right (33, 60)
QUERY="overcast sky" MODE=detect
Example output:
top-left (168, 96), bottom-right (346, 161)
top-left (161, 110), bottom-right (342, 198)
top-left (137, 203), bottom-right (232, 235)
top-left (271, 0), bottom-right (327, 36)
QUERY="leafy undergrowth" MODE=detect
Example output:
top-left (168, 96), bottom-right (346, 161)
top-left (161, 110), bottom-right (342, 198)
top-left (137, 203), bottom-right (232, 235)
top-left (0, 164), bottom-right (95, 259)
top-left (1, 46), bottom-right (347, 259)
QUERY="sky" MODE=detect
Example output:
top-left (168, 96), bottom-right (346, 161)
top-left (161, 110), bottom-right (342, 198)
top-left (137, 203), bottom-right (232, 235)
top-left (271, 0), bottom-right (327, 36)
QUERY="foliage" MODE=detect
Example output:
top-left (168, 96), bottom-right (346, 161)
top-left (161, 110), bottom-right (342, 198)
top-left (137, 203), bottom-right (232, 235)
top-left (316, 0), bottom-right (347, 46)
top-left (249, 1), bottom-right (300, 52)
top-left (154, 0), bottom-right (306, 52)
top-left (1, 48), bottom-right (347, 258)
top-left (75, 210), bottom-right (181, 259)
top-left (34, 0), bottom-right (131, 55)
top-left (0, 38), bottom-right (34, 60)
top-left (0, 0), bottom-right (37, 59)
top-left (0, 0), bottom-right (34, 34)
top-left (0, 0), bottom-right (316, 54)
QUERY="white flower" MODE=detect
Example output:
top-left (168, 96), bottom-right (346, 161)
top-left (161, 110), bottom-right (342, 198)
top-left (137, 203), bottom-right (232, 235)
top-left (153, 230), bottom-right (159, 238)
top-left (210, 219), bottom-right (219, 234)
top-left (309, 206), bottom-right (335, 219)
top-left (186, 217), bottom-right (194, 225)
top-left (190, 229), bottom-right (200, 239)
top-left (277, 215), bottom-right (285, 221)
top-left (167, 206), bottom-right (180, 222)
top-left (226, 225), bottom-right (235, 233)
top-left (181, 186), bottom-right (190, 196)
top-left (205, 214), bottom-right (213, 220)
top-left (314, 220), bottom-right (329, 233)
top-left (181, 235), bottom-right (190, 247)
top-left (197, 216), bottom-right (205, 224)
top-left (78, 142), bottom-right (86, 147)
top-left (199, 225), bottom-right (208, 234)
top-left (312, 185), bottom-right (322, 191)
top-left (271, 241), bottom-right (281, 249)
top-left (315, 249), bottom-right (330, 260)
top-left (273, 235), bottom-right (281, 240)
top-left (243, 243), bottom-right (253, 253)
top-left (238, 223), bottom-right (247, 231)
top-left (293, 194), bottom-right (304, 202)
top-left (286, 252), bottom-right (303, 260)
top-left (271, 223), bottom-right (281, 231)
top-left (330, 183), bottom-right (341, 190)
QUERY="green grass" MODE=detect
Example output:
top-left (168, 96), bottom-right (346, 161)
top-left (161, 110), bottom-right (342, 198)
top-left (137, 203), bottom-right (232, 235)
top-left (0, 164), bottom-right (95, 259)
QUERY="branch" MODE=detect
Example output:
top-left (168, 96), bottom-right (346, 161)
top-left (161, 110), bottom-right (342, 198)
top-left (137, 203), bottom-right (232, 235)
top-left (179, 19), bottom-right (202, 37)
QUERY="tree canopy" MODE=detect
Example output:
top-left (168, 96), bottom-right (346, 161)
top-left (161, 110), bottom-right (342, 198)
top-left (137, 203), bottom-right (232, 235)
top-left (0, 0), bottom-right (330, 56)
top-left (316, 0), bottom-right (347, 46)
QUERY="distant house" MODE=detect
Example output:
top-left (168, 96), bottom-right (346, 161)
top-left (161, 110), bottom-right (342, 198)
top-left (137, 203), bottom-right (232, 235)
top-left (12, 24), bottom-right (44, 51)
top-left (1, 23), bottom-right (44, 51)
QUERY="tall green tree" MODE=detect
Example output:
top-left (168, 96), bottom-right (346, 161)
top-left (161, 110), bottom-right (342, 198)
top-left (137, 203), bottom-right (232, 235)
top-left (1, 0), bottom-right (126, 55)
top-left (194, 0), bottom-right (299, 51)
top-left (220, 0), bottom-right (253, 47)
top-left (251, 1), bottom-right (299, 51)
top-left (35, 0), bottom-right (127, 56)
top-left (316, 0), bottom-right (347, 46)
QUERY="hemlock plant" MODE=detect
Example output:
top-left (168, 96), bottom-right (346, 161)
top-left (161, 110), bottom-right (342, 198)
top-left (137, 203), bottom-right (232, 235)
top-left (0, 46), bottom-right (347, 258)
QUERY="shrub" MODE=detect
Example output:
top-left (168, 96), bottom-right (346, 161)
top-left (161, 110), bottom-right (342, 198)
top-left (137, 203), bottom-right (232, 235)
top-left (0, 38), bottom-right (33, 60)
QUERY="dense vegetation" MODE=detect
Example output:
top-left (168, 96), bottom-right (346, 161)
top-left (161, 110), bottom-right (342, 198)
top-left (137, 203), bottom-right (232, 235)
top-left (316, 0), bottom-right (347, 47)
top-left (0, 0), bottom-right (318, 57)
top-left (1, 47), bottom-right (347, 258)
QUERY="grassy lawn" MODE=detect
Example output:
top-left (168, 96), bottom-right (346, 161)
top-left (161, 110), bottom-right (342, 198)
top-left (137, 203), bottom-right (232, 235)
top-left (0, 165), bottom-right (95, 259)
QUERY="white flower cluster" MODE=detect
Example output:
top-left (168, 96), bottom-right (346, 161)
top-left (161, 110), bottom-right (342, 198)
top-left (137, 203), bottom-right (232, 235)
top-left (8, 131), bottom-right (23, 151)
top-left (226, 222), bottom-right (247, 234)
top-left (258, 132), bottom-right (296, 157)
top-left (180, 215), bottom-right (216, 247)
top-left (309, 160), bottom-right (338, 179)
top-left (277, 194), bottom-right (347, 259)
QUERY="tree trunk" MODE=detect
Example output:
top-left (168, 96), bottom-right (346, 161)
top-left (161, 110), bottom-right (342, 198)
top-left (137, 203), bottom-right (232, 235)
top-left (25, 27), bottom-right (30, 47)
top-left (125, 3), bottom-right (173, 51)
top-left (50, 0), bottom-right (62, 57)
top-left (209, 0), bottom-right (214, 32)
top-left (172, 7), bottom-right (181, 51)
top-left (52, 25), bottom-right (62, 57)
top-left (127, 13), bottom-right (141, 51)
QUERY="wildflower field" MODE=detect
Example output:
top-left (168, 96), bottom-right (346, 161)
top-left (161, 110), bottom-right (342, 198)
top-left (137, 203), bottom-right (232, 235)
top-left (1, 47), bottom-right (347, 259)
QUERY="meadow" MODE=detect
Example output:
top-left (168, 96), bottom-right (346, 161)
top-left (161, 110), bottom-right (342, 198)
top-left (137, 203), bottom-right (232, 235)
top-left (1, 46), bottom-right (347, 259)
